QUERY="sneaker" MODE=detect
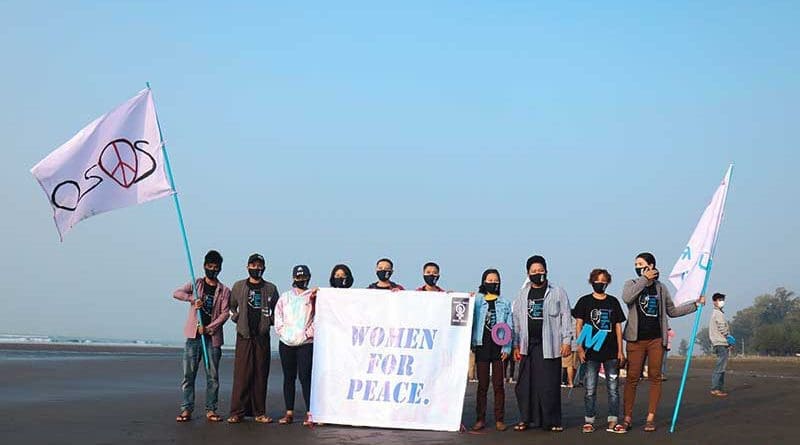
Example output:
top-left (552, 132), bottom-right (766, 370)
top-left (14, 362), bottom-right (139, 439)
top-left (710, 390), bottom-right (729, 397)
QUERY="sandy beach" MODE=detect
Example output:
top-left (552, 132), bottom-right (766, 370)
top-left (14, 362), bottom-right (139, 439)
top-left (1, 344), bottom-right (797, 445)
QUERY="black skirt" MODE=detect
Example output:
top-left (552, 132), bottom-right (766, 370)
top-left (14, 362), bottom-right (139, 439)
top-left (515, 341), bottom-right (562, 428)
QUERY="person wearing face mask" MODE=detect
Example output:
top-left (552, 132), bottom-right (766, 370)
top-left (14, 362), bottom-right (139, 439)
top-left (275, 265), bottom-right (318, 426)
top-left (709, 293), bottom-right (733, 397)
top-left (621, 252), bottom-right (704, 432)
top-left (416, 262), bottom-right (445, 292)
top-left (511, 255), bottom-right (573, 433)
top-left (329, 264), bottom-right (354, 288)
top-left (173, 250), bottom-right (230, 423)
top-left (367, 258), bottom-right (405, 290)
top-left (227, 253), bottom-right (280, 424)
top-left (573, 269), bottom-right (627, 434)
top-left (470, 269), bottom-right (512, 432)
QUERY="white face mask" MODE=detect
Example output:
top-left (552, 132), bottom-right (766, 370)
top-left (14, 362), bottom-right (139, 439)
top-left (717, 300), bottom-right (726, 308)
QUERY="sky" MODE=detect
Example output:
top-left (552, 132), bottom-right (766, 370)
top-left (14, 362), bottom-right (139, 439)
top-left (0, 1), bottom-right (797, 345)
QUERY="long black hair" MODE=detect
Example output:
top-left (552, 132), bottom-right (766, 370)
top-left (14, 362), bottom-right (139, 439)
top-left (478, 268), bottom-right (501, 295)
top-left (329, 264), bottom-right (354, 288)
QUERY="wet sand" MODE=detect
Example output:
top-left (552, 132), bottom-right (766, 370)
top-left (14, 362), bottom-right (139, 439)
top-left (1, 345), bottom-right (797, 444)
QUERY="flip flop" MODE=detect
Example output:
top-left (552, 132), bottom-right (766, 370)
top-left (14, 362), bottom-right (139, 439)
top-left (513, 422), bottom-right (529, 431)
top-left (254, 415), bottom-right (273, 423)
top-left (226, 415), bottom-right (242, 424)
top-left (205, 412), bottom-right (222, 422)
top-left (176, 411), bottom-right (191, 423)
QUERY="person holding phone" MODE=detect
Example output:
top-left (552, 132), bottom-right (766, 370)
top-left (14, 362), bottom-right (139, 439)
top-left (621, 253), bottom-right (705, 432)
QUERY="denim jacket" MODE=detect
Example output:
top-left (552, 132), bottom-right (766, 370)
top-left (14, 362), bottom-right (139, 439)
top-left (471, 295), bottom-right (514, 355)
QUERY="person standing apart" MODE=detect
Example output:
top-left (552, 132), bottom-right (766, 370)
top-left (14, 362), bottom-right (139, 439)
top-left (709, 292), bottom-right (733, 397)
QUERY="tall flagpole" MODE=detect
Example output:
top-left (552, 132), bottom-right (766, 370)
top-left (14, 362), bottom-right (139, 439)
top-left (670, 164), bottom-right (733, 433)
top-left (147, 82), bottom-right (210, 371)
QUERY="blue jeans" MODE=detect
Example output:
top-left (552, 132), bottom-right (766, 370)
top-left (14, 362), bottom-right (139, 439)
top-left (711, 345), bottom-right (729, 391)
top-left (180, 337), bottom-right (222, 413)
top-left (583, 359), bottom-right (620, 423)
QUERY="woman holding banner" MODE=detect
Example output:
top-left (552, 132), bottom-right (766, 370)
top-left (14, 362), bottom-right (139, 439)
top-left (621, 252), bottom-right (704, 432)
top-left (275, 265), bottom-right (318, 426)
top-left (470, 269), bottom-right (512, 432)
top-left (511, 255), bottom-right (573, 432)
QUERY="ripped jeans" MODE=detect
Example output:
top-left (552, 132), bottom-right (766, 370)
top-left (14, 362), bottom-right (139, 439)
top-left (583, 359), bottom-right (620, 424)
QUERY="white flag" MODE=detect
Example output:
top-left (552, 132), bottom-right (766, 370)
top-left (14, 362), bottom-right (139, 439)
top-left (31, 89), bottom-right (174, 239)
top-left (668, 165), bottom-right (732, 305)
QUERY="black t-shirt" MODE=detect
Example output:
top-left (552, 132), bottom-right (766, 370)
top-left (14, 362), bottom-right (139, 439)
top-left (368, 281), bottom-right (402, 290)
top-left (247, 280), bottom-right (264, 336)
top-left (527, 286), bottom-right (546, 346)
top-left (636, 285), bottom-right (661, 340)
top-left (573, 293), bottom-right (626, 362)
top-left (476, 299), bottom-right (502, 362)
top-left (199, 282), bottom-right (216, 328)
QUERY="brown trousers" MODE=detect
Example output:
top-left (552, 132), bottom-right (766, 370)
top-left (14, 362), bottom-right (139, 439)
top-left (229, 334), bottom-right (270, 418)
top-left (624, 338), bottom-right (664, 418)
top-left (476, 360), bottom-right (505, 422)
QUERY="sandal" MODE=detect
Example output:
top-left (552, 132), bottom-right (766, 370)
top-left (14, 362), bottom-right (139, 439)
top-left (644, 421), bottom-right (656, 432)
top-left (205, 411), bottom-right (222, 422)
top-left (226, 415), bottom-right (242, 424)
top-left (176, 411), bottom-right (191, 423)
top-left (471, 420), bottom-right (486, 431)
top-left (582, 423), bottom-right (595, 433)
top-left (279, 414), bottom-right (294, 425)
top-left (551, 426), bottom-right (564, 432)
top-left (303, 413), bottom-right (314, 427)
top-left (254, 415), bottom-right (273, 423)
top-left (612, 423), bottom-right (628, 434)
top-left (513, 422), bottom-right (529, 431)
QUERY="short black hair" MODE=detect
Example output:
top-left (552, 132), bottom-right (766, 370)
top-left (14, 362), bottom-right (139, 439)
top-left (526, 255), bottom-right (547, 272)
top-left (376, 258), bottom-right (394, 268)
top-left (479, 268), bottom-right (501, 295)
top-left (329, 264), bottom-right (354, 288)
top-left (204, 250), bottom-right (223, 266)
top-left (423, 262), bottom-right (440, 273)
top-left (637, 252), bottom-right (657, 267)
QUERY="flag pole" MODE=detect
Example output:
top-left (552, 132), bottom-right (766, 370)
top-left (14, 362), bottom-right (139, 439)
top-left (146, 82), bottom-right (210, 371)
top-left (670, 164), bottom-right (733, 433)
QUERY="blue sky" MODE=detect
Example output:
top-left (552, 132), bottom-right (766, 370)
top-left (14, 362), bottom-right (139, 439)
top-left (1, 1), bottom-right (797, 344)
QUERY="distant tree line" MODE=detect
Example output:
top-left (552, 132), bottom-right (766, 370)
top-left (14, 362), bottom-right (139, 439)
top-left (693, 287), bottom-right (799, 356)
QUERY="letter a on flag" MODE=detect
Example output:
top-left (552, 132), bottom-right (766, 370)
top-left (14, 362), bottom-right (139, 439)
top-left (668, 165), bottom-right (732, 305)
top-left (31, 89), bottom-right (174, 240)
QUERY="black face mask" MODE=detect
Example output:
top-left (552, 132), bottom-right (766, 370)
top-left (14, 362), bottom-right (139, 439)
top-left (423, 275), bottom-right (439, 286)
top-left (293, 279), bottom-right (309, 290)
top-left (248, 268), bottom-right (264, 280)
top-left (332, 277), bottom-right (348, 288)
top-left (635, 267), bottom-right (646, 277)
top-left (204, 268), bottom-right (219, 280)
top-left (377, 270), bottom-right (392, 282)
top-left (592, 282), bottom-right (608, 294)
top-left (529, 273), bottom-right (546, 286)
top-left (484, 282), bottom-right (500, 295)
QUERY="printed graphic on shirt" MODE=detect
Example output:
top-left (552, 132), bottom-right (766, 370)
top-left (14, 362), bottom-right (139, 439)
top-left (639, 293), bottom-right (659, 317)
top-left (528, 298), bottom-right (544, 320)
top-left (590, 308), bottom-right (612, 332)
top-left (261, 294), bottom-right (273, 318)
top-left (484, 306), bottom-right (497, 332)
top-left (248, 288), bottom-right (262, 310)
top-left (202, 294), bottom-right (214, 317)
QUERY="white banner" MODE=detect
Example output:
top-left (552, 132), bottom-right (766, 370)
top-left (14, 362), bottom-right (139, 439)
top-left (310, 288), bottom-right (473, 431)
top-left (668, 165), bottom-right (732, 305)
top-left (31, 89), bottom-right (174, 239)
